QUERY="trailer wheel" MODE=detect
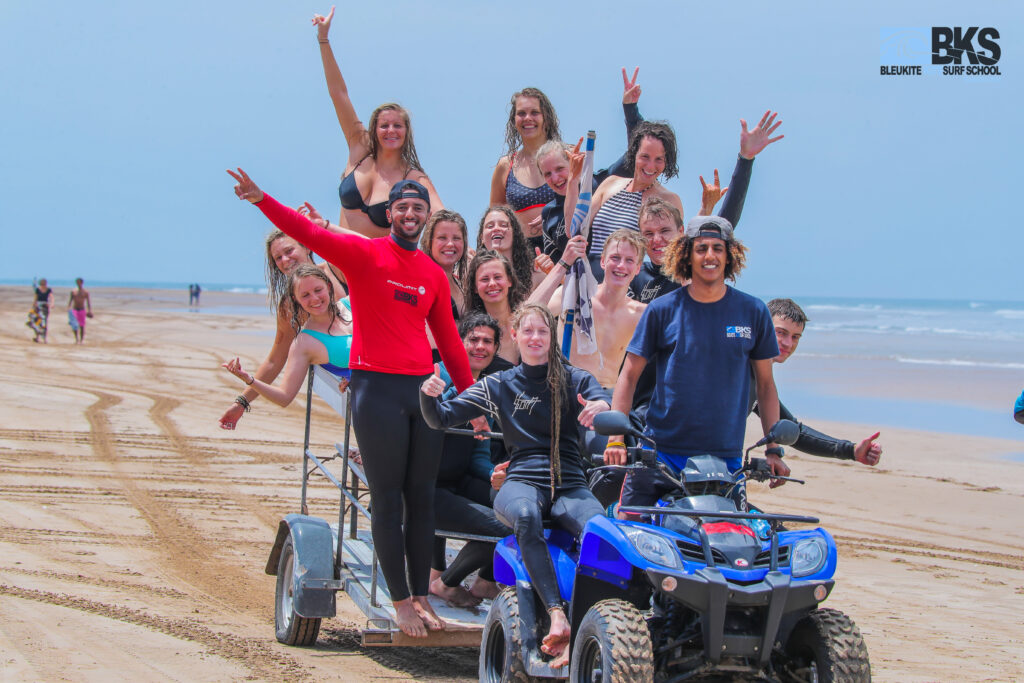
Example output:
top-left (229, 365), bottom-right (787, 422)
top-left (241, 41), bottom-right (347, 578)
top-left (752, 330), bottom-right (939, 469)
top-left (275, 534), bottom-right (321, 646)
top-left (479, 587), bottom-right (538, 683)
top-left (570, 599), bottom-right (653, 683)
top-left (778, 608), bottom-right (870, 683)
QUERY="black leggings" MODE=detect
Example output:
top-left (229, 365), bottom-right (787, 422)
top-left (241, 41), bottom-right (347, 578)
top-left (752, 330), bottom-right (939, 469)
top-left (493, 480), bottom-right (604, 610)
top-left (433, 480), bottom-right (509, 587)
top-left (350, 370), bottom-right (443, 602)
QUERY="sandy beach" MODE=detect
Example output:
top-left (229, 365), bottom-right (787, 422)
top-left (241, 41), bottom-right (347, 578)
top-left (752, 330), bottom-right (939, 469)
top-left (1, 286), bottom-right (1022, 682)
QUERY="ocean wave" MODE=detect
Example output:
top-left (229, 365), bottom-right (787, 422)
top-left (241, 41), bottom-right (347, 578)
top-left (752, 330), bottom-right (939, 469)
top-left (969, 302), bottom-right (986, 309)
top-left (896, 356), bottom-right (1024, 370)
top-left (809, 322), bottom-right (1023, 340)
top-left (994, 309), bottom-right (1024, 320)
top-left (804, 303), bottom-right (883, 313)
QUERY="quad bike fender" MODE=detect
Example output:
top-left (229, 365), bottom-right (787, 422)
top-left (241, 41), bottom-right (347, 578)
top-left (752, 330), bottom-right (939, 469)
top-left (266, 514), bottom-right (336, 619)
top-left (493, 532), bottom-right (578, 602)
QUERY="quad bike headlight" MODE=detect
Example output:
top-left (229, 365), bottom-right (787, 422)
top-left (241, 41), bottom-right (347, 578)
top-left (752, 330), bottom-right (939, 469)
top-left (623, 527), bottom-right (682, 570)
top-left (791, 537), bottom-right (828, 577)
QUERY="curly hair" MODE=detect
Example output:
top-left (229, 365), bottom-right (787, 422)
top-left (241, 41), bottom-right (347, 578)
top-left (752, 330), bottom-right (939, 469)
top-left (365, 103), bottom-right (424, 172)
top-left (420, 209), bottom-right (469, 286)
top-left (476, 206), bottom-right (533, 303)
top-left (464, 250), bottom-right (524, 315)
top-left (458, 311), bottom-right (502, 354)
top-left (286, 264), bottom-right (342, 334)
top-left (510, 302), bottom-right (569, 493)
top-left (662, 235), bottom-right (748, 284)
top-left (265, 230), bottom-right (315, 314)
top-left (503, 87), bottom-right (561, 156)
top-left (624, 121), bottom-right (679, 180)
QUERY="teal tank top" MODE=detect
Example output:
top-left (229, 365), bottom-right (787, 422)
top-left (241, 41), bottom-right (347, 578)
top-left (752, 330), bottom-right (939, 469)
top-left (300, 299), bottom-right (352, 374)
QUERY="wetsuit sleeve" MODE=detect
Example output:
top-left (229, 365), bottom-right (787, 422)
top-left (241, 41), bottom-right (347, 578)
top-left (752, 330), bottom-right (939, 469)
top-left (717, 155), bottom-right (753, 230)
top-left (254, 193), bottom-right (368, 271)
top-left (752, 398), bottom-right (856, 460)
top-left (427, 270), bottom-right (474, 391)
top-left (571, 365), bottom-right (611, 405)
top-left (595, 103), bottom-right (644, 185)
top-left (420, 376), bottom-right (500, 430)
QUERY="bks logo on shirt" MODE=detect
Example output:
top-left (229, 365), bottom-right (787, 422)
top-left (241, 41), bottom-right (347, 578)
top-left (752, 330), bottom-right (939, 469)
top-left (394, 290), bottom-right (418, 306)
top-left (726, 326), bottom-right (752, 339)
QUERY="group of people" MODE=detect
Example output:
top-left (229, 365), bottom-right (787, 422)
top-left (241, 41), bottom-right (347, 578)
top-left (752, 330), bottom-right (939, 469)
top-left (219, 8), bottom-right (883, 667)
top-left (26, 278), bottom-right (93, 344)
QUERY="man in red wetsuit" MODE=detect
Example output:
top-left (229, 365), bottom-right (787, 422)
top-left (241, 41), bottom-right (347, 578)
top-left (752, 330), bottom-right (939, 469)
top-left (228, 168), bottom-right (474, 638)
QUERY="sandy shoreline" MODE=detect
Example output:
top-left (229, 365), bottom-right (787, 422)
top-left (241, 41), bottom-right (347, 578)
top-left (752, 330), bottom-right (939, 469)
top-left (1, 286), bottom-right (1022, 681)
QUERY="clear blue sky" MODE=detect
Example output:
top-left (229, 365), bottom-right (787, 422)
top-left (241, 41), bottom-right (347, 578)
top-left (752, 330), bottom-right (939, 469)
top-left (1, 1), bottom-right (1020, 300)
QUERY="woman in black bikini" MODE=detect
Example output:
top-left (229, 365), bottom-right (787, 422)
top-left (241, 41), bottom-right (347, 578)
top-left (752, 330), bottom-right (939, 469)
top-left (313, 7), bottom-right (443, 238)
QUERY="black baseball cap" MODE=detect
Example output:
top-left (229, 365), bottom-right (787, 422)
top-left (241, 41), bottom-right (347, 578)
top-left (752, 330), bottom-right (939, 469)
top-left (388, 180), bottom-right (430, 207)
top-left (684, 215), bottom-right (734, 242)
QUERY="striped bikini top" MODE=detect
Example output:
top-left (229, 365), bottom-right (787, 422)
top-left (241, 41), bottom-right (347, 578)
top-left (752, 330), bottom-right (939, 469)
top-left (588, 187), bottom-right (643, 255)
top-left (505, 153), bottom-right (556, 213)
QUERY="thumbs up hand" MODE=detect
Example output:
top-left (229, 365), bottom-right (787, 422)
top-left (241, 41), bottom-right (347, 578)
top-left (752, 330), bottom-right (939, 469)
top-left (421, 363), bottom-right (446, 397)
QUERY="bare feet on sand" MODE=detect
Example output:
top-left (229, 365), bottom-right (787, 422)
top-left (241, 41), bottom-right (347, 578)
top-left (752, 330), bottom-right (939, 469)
top-left (412, 595), bottom-right (446, 631)
top-left (541, 607), bottom-right (571, 668)
top-left (469, 578), bottom-right (500, 600)
top-left (393, 598), bottom-right (427, 637)
top-left (429, 577), bottom-right (482, 607)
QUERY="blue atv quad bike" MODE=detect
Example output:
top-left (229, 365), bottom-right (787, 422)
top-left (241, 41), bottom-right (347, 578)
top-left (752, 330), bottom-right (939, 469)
top-left (478, 413), bottom-right (870, 683)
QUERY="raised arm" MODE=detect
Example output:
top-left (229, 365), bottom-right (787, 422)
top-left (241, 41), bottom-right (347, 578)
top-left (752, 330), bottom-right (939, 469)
top-left (526, 235), bottom-right (587, 310)
top-left (313, 7), bottom-right (369, 158)
top-left (228, 167), bottom-right (368, 271)
top-left (596, 67), bottom-right (645, 184)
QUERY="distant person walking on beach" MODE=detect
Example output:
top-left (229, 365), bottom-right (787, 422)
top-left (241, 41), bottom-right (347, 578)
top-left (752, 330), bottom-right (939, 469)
top-left (32, 279), bottom-right (54, 343)
top-left (188, 283), bottom-right (202, 309)
top-left (67, 278), bottom-right (93, 344)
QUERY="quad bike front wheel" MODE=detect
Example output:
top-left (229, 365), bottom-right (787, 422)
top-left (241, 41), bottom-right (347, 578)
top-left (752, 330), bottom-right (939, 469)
top-left (777, 607), bottom-right (870, 683)
top-left (274, 534), bottom-right (321, 646)
top-left (570, 599), bottom-right (654, 683)
top-left (479, 587), bottom-right (539, 683)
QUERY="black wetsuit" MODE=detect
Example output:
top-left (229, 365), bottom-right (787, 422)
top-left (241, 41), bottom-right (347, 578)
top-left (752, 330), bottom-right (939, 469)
top-left (421, 361), bottom-right (609, 609)
top-left (432, 355), bottom-right (513, 588)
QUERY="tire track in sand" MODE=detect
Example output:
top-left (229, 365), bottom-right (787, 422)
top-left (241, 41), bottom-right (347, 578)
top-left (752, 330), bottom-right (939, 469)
top-left (0, 584), bottom-right (308, 681)
top-left (83, 390), bottom-right (269, 616)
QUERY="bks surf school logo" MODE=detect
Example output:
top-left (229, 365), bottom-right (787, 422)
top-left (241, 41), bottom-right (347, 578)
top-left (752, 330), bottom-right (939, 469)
top-left (880, 26), bottom-right (1001, 77)
top-left (726, 326), bottom-right (752, 340)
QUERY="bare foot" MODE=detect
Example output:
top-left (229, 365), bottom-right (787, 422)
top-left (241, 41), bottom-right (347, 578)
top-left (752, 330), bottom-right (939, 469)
top-left (469, 578), bottom-right (500, 600)
top-left (393, 598), bottom-right (427, 638)
top-left (412, 595), bottom-right (446, 631)
top-left (430, 577), bottom-right (482, 607)
top-left (541, 607), bottom-right (571, 667)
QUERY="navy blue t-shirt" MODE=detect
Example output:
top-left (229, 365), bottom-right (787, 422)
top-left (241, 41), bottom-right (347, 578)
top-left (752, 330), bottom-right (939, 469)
top-left (626, 285), bottom-right (779, 465)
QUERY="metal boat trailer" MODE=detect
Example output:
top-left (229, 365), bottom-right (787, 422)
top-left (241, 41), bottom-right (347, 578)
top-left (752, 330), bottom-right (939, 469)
top-left (265, 365), bottom-right (500, 647)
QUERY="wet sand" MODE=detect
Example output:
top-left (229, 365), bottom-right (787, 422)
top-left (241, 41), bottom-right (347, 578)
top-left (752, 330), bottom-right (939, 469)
top-left (1, 286), bottom-right (1021, 681)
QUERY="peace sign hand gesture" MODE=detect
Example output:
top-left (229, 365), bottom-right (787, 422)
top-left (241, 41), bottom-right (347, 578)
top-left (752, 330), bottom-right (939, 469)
top-left (621, 67), bottom-right (641, 105)
top-left (740, 110), bottom-right (784, 160)
top-left (226, 168), bottom-right (265, 204)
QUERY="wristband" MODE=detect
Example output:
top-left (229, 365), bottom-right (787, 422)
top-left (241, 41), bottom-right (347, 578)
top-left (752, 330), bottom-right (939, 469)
top-left (557, 259), bottom-right (571, 271)
top-left (234, 395), bottom-right (251, 412)
top-left (606, 441), bottom-right (626, 449)
top-left (765, 446), bottom-right (785, 458)
top-left (245, 374), bottom-right (255, 386)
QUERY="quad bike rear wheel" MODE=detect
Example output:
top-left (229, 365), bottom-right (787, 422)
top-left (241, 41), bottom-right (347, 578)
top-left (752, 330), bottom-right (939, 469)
top-left (570, 599), bottom-right (654, 683)
top-left (777, 607), bottom-right (870, 683)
